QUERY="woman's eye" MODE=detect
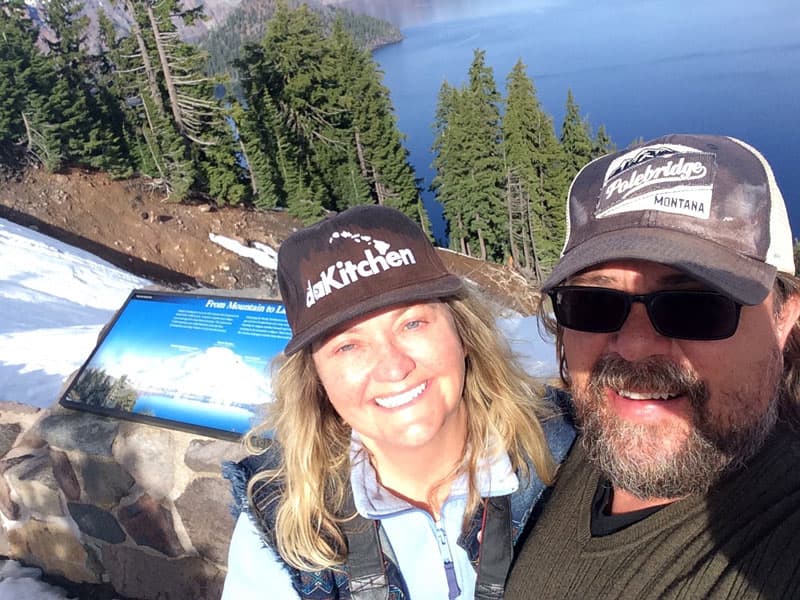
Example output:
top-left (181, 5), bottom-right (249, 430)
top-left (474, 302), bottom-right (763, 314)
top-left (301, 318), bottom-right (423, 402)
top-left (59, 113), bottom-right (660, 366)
top-left (336, 342), bottom-right (356, 354)
top-left (404, 319), bottom-right (424, 331)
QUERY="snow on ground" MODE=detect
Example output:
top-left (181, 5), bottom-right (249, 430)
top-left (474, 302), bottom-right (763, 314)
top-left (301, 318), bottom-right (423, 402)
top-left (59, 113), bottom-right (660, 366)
top-left (0, 217), bottom-right (557, 598)
top-left (0, 560), bottom-right (77, 600)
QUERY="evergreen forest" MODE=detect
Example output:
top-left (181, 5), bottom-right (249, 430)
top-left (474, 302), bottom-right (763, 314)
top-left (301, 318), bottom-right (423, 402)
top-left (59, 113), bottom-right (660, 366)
top-left (1, 0), bottom-right (614, 282)
top-left (433, 53), bottom-right (613, 275)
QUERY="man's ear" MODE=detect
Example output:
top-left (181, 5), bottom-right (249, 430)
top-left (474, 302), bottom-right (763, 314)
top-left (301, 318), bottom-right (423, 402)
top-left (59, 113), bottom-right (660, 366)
top-left (775, 292), bottom-right (800, 349)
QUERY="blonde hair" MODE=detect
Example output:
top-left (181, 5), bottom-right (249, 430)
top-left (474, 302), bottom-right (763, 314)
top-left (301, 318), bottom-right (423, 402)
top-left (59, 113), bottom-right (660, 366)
top-left (246, 286), bottom-right (557, 572)
top-left (540, 271), bottom-right (800, 424)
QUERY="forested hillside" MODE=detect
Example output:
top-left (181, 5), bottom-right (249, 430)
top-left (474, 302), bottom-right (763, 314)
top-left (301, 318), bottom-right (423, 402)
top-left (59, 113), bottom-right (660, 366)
top-left (1, 0), bottom-right (423, 224)
top-left (2, 0), bottom-right (613, 283)
top-left (200, 0), bottom-right (402, 80)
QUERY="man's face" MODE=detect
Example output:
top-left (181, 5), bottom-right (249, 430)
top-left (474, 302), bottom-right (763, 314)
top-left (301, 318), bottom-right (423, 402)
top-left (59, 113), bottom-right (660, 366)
top-left (561, 260), bottom-right (797, 500)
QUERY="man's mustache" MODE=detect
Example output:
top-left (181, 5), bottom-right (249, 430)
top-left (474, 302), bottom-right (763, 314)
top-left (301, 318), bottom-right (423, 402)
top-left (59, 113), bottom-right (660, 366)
top-left (586, 354), bottom-right (707, 406)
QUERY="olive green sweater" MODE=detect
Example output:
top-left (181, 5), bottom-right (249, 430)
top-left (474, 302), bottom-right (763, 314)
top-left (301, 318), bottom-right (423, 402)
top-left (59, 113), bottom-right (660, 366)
top-left (505, 426), bottom-right (800, 599)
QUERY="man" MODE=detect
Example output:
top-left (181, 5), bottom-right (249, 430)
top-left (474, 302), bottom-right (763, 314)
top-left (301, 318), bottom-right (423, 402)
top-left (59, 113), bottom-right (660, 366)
top-left (506, 134), bottom-right (800, 599)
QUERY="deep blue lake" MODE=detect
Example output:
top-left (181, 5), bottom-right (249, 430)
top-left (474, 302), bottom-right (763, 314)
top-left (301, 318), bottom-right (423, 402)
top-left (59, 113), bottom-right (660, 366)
top-left (374, 0), bottom-right (800, 245)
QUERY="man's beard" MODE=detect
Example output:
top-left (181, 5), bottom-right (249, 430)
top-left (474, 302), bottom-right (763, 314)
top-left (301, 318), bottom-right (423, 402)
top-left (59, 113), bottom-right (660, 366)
top-left (575, 354), bottom-right (781, 500)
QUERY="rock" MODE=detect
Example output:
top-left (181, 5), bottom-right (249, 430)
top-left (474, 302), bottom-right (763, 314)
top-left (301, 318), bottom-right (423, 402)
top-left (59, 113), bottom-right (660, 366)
top-left (68, 502), bottom-right (126, 544)
top-left (35, 412), bottom-right (118, 456)
top-left (7, 518), bottom-right (99, 584)
top-left (113, 424), bottom-right (175, 500)
top-left (79, 457), bottom-right (135, 508)
top-left (4, 452), bottom-right (64, 517)
top-left (0, 423), bottom-right (21, 458)
top-left (103, 544), bottom-right (225, 600)
top-left (118, 494), bottom-right (183, 557)
top-left (49, 449), bottom-right (80, 502)
top-left (0, 524), bottom-right (9, 556)
top-left (175, 477), bottom-right (234, 565)
top-left (0, 402), bottom-right (40, 418)
top-left (0, 473), bottom-right (20, 520)
top-left (184, 438), bottom-right (246, 473)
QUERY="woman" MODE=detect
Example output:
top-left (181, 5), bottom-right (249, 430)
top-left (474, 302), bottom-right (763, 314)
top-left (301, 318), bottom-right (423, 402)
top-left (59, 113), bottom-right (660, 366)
top-left (222, 205), bottom-right (574, 599)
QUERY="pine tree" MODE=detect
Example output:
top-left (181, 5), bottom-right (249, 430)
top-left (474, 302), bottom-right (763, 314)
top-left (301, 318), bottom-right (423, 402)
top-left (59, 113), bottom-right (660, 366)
top-left (237, 2), bottom-right (333, 221)
top-left (0, 0), bottom-right (38, 152)
top-left (431, 81), bottom-right (470, 252)
top-left (232, 57), bottom-right (285, 207)
top-left (459, 49), bottom-right (506, 261)
top-left (103, 0), bottom-right (234, 200)
top-left (431, 50), bottom-right (508, 262)
top-left (502, 59), bottom-right (565, 280)
top-left (0, 1), bottom-right (54, 165)
top-left (42, 0), bottom-right (131, 174)
top-left (327, 19), bottom-right (427, 228)
top-left (560, 89), bottom-right (594, 184)
top-left (592, 124), bottom-right (615, 158)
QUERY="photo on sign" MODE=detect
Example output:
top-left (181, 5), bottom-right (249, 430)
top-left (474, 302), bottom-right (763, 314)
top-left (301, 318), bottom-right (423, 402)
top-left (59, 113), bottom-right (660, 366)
top-left (60, 290), bottom-right (291, 439)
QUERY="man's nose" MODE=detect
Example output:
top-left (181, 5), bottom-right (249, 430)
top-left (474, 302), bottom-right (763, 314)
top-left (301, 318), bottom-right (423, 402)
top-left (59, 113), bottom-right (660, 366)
top-left (608, 302), bottom-right (672, 362)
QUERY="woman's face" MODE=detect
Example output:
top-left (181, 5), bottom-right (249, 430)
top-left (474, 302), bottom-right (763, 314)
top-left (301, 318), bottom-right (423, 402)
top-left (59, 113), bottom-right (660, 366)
top-left (312, 301), bottom-right (467, 458)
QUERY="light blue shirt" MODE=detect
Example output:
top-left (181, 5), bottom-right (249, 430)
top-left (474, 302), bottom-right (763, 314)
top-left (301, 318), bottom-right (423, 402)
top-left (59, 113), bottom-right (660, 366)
top-left (222, 437), bottom-right (519, 600)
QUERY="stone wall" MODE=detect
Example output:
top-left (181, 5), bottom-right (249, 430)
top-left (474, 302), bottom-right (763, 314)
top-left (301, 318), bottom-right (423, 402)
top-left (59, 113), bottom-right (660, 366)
top-left (0, 400), bottom-right (247, 600)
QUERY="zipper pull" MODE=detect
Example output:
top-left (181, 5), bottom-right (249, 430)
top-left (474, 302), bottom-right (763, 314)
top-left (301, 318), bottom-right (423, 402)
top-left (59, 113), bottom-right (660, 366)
top-left (436, 521), bottom-right (461, 599)
top-left (444, 559), bottom-right (461, 599)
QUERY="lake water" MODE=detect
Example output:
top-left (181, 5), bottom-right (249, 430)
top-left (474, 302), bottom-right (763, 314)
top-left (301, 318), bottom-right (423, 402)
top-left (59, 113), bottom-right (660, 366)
top-left (373, 0), bottom-right (800, 244)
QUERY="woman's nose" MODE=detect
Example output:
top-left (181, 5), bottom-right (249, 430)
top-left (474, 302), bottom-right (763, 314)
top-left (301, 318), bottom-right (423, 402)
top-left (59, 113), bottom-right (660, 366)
top-left (373, 342), bottom-right (415, 382)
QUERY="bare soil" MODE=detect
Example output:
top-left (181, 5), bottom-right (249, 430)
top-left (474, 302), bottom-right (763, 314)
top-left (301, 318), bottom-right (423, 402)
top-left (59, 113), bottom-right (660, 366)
top-left (0, 167), bottom-right (541, 314)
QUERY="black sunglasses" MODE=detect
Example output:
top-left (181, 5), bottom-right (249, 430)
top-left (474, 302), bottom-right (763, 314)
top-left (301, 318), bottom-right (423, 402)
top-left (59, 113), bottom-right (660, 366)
top-left (548, 286), bottom-right (742, 341)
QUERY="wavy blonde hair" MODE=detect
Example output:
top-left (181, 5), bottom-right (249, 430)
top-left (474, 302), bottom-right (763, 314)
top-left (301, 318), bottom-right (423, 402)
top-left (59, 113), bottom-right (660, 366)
top-left (245, 285), bottom-right (557, 572)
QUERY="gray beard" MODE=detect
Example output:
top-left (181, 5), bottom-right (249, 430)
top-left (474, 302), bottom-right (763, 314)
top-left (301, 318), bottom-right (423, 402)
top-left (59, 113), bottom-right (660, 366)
top-left (576, 354), bottom-right (780, 500)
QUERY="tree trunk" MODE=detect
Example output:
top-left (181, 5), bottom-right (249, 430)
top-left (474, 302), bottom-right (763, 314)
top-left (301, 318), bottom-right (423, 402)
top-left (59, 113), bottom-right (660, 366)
top-left (372, 166), bottom-right (387, 205)
top-left (522, 195), bottom-right (532, 271)
top-left (354, 129), bottom-right (369, 178)
top-left (239, 138), bottom-right (258, 196)
top-left (458, 213), bottom-right (467, 254)
top-left (506, 170), bottom-right (519, 267)
top-left (21, 112), bottom-right (33, 152)
top-left (125, 0), bottom-right (163, 114)
top-left (529, 187), bottom-right (544, 283)
top-left (146, 4), bottom-right (184, 134)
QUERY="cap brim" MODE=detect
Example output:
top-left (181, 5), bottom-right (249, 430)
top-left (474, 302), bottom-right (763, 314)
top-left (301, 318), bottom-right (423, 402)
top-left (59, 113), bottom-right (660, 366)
top-left (541, 228), bottom-right (776, 305)
top-left (284, 274), bottom-right (464, 355)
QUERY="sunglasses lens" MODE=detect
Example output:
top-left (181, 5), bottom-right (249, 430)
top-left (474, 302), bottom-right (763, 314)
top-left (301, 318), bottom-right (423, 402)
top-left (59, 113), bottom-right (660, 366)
top-left (648, 291), bottom-right (740, 340)
top-left (550, 287), bottom-right (742, 340)
top-left (550, 288), bottom-right (629, 333)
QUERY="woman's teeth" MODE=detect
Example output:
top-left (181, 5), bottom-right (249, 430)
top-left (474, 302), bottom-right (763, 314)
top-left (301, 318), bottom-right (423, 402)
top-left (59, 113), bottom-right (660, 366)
top-left (375, 382), bottom-right (426, 408)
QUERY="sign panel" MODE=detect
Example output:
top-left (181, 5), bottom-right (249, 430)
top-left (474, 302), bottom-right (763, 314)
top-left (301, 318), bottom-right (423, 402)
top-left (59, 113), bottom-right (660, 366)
top-left (60, 290), bottom-right (291, 440)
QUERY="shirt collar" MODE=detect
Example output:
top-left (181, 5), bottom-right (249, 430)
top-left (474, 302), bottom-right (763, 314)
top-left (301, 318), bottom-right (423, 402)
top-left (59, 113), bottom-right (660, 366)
top-left (349, 433), bottom-right (519, 519)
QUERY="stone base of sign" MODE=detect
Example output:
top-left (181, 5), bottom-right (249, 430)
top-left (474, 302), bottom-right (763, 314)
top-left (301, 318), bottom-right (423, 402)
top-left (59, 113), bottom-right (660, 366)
top-left (0, 400), bottom-right (247, 600)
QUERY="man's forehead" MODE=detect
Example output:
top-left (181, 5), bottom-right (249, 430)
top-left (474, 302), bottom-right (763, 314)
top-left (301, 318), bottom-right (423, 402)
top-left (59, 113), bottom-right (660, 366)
top-left (567, 260), bottom-right (705, 287)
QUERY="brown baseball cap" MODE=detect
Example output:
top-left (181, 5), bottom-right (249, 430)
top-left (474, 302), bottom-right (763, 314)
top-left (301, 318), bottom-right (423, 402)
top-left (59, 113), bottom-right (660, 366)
top-left (277, 205), bottom-right (464, 355)
top-left (542, 134), bottom-right (795, 304)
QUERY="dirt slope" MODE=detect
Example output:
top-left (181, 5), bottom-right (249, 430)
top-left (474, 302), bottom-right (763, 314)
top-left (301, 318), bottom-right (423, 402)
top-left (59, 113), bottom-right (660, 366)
top-left (0, 167), bottom-right (541, 314)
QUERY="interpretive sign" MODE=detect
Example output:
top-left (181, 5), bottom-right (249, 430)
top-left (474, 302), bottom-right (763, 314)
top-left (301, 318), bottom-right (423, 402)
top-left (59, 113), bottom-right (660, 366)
top-left (60, 290), bottom-right (291, 440)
